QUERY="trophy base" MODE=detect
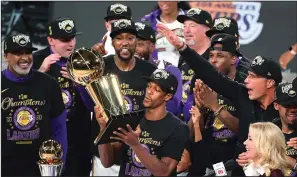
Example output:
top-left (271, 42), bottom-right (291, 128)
top-left (95, 109), bottom-right (145, 145)
top-left (37, 162), bottom-right (63, 176)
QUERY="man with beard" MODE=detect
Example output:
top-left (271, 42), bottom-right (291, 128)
top-left (156, 24), bottom-right (291, 175)
top-left (134, 22), bottom-right (182, 116)
top-left (175, 8), bottom-right (212, 122)
top-left (89, 19), bottom-right (157, 176)
top-left (274, 83), bottom-right (297, 160)
top-left (95, 69), bottom-right (189, 176)
top-left (1, 34), bottom-right (67, 176)
top-left (93, 3), bottom-right (132, 57)
top-left (32, 17), bottom-right (92, 176)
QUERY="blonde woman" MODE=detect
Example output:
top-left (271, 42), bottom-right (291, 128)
top-left (243, 122), bottom-right (291, 176)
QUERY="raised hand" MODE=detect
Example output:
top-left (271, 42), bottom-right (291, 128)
top-left (92, 35), bottom-right (108, 56)
top-left (156, 23), bottom-right (184, 50)
top-left (189, 106), bottom-right (201, 125)
top-left (39, 54), bottom-right (61, 73)
top-left (195, 79), bottom-right (219, 111)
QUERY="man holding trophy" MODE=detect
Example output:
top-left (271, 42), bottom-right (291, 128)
top-left (1, 34), bottom-right (67, 176)
top-left (94, 69), bottom-right (190, 176)
top-left (66, 19), bottom-right (157, 175)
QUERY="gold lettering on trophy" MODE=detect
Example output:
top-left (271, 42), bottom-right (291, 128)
top-left (16, 141), bottom-right (33, 144)
top-left (122, 89), bottom-right (144, 96)
top-left (1, 97), bottom-right (46, 110)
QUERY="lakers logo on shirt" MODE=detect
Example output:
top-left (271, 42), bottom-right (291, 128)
top-left (132, 144), bottom-right (150, 168)
top-left (182, 81), bottom-right (191, 103)
top-left (61, 89), bottom-right (72, 109)
top-left (13, 106), bottom-right (36, 131)
top-left (124, 96), bottom-right (133, 112)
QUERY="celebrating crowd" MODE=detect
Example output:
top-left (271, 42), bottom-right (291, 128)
top-left (2, 1), bottom-right (297, 177)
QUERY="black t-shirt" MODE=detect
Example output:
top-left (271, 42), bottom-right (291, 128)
top-left (1, 69), bottom-right (65, 176)
top-left (92, 55), bottom-right (157, 157)
top-left (119, 112), bottom-right (190, 176)
top-left (191, 72), bottom-right (244, 171)
top-left (32, 47), bottom-right (92, 151)
top-left (178, 48), bottom-right (210, 102)
top-left (178, 46), bottom-right (281, 160)
top-left (284, 131), bottom-right (297, 159)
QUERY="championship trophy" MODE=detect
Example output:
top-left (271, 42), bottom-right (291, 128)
top-left (37, 139), bottom-right (63, 176)
top-left (66, 48), bottom-right (144, 145)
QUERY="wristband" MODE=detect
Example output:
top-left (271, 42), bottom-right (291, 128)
top-left (213, 105), bottom-right (224, 117)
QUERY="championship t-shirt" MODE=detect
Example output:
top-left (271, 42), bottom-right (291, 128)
top-left (284, 130), bottom-right (297, 159)
top-left (119, 112), bottom-right (190, 176)
top-left (1, 69), bottom-right (65, 175)
top-left (32, 47), bottom-right (92, 150)
top-left (92, 55), bottom-right (157, 157)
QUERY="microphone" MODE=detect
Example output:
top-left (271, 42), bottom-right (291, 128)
top-left (205, 159), bottom-right (239, 176)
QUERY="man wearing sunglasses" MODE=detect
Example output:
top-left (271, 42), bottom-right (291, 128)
top-left (32, 17), bottom-right (93, 176)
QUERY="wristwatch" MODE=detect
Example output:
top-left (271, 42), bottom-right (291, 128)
top-left (289, 46), bottom-right (297, 55)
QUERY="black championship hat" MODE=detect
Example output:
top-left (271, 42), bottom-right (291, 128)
top-left (4, 34), bottom-right (38, 53)
top-left (249, 56), bottom-right (283, 85)
top-left (48, 17), bottom-right (82, 39)
top-left (206, 17), bottom-right (239, 38)
top-left (104, 3), bottom-right (132, 21)
top-left (177, 8), bottom-right (212, 28)
top-left (293, 77), bottom-right (297, 91)
top-left (135, 22), bottom-right (156, 43)
top-left (210, 33), bottom-right (239, 54)
top-left (110, 19), bottom-right (137, 39)
top-left (143, 69), bottom-right (178, 95)
top-left (275, 82), bottom-right (297, 107)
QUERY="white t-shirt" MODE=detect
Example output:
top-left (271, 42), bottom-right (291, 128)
top-left (102, 31), bottom-right (115, 57)
top-left (155, 10), bottom-right (185, 67)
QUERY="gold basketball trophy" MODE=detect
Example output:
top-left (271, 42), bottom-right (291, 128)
top-left (66, 48), bottom-right (144, 145)
top-left (37, 139), bottom-right (63, 176)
